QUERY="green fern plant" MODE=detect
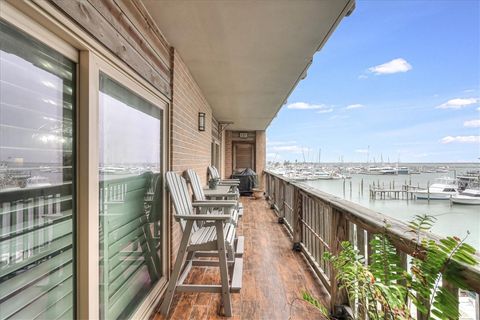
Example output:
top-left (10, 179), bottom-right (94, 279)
top-left (324, 241), bottom-right (409, 319)
top-left (313, 214), bottom-right (479, 320)
top-left (406, 214), bottom-right (478, 320)
top-left (302, 291), bottom-right (329, 317)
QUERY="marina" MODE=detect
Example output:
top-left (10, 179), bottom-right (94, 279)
top-left (268, 162), bottom-right (480, 250)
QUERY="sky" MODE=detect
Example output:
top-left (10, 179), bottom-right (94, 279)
top-left (266, 0), bottom-right (480, 163)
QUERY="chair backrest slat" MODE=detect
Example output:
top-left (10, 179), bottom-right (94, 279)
top-left (165, 172), bottom-right (196, 231)
top-left (208, 165), bottom-right (220, 180)
top-left (185, 169), bottom-right (206, 201)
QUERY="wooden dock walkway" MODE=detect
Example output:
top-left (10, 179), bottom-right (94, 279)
top-left (369, 185), bottom-right (421, 200)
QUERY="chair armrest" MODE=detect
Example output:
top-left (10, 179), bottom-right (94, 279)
top-left (193, 200), bottom-right (237, 208)
top-left (175, 214), bottom-right (232, 221)
top-left (218, 180), bottom-right (240, 186)
top-left (205, 193), bottom-right (238, 198)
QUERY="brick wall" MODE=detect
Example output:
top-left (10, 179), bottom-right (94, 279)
top-left (224, 131), bottom-right (233, 178)
top-left (223, 130), bottom-right (266, 187)
top-left (255, 130), bottom-right (266, 188)
top-left (170, 50), bottom-right (213, 264)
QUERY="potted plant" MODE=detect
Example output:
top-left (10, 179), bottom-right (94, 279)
top-left (208, 177), bottom-right (219, 189)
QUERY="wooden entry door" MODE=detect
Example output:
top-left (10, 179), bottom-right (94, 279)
top-left (233, 143), bottom-right (255, 171)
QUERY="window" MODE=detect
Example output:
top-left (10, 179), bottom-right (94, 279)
top-left (0, 20), bottom-right (76, 319)
top-left (98, 74), bottom-right (163, 319)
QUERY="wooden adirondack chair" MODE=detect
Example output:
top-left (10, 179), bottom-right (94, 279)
top-left (208, 165), bottom-right (240, 187)
top-left (185, 168), bottom-right (243, 219)
top-left (159, 172), bottom-right (243, 317)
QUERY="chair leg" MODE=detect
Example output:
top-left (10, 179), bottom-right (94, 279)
top-left (216, 221), bottom-right (232, 316)
top-left (159, 221), bottom-right (194, 316)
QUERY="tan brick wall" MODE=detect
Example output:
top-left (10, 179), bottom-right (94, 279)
top-left (170, 50), bottom-right (213, 265)
top-left (224, 131), bottom-right (233, 178)
top-left (224, 130), bottom-right (266, 186)
top-left (255, 130), bottom-right (266, 188)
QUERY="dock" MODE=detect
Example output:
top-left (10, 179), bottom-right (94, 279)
top-left (369, 185), bottom-right (421, 200)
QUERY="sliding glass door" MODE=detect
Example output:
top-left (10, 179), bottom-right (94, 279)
top-left (0, 20), bottom-right (76, 319)
top-left (98, 74), bottom-right (164, 319)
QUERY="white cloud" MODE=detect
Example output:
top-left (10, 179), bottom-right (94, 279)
top-left (440, 136), bottom-right (480, 144)
top-left (346, 104), bottom-right (365, 110)
top-left (287, 102), bottom-right (327, 110)
top-left (368, 58), bottom-right (412, 75)
top-left (329, 115), bottom-right (349, 120)
top-left (358, 74), bottom-right (368, 80)
top-left (355, 149), bottom-right (369, 153)
top-left (269, 145), bottom-right (310, 154)
top-left (316, 108), bottom-right (333, 114)
top-left (268, 140), bottom-right (296, 146)
top-left (436, 98), bottom-right (479, 109)
top-left (464, 119), bottom-right (480, 128)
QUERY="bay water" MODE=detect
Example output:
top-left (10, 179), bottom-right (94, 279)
top-left (306, 171), bottom-right (479, 250)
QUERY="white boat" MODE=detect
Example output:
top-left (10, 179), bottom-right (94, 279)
top-left (379, 167), bottom-right (396, 175)
top-left (451, 189), bottom-right (480, 205)
top-left (366, 167), bottom-right (382, 175)
top-left (395, 166), bottom-right (409, 175)
top-left (314, 171), bottom-right (334, 180)
top-left (414, 178), bottom-right (458, 200)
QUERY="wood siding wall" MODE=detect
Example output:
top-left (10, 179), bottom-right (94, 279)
top-left (50, 0), bottom-right (172, 98)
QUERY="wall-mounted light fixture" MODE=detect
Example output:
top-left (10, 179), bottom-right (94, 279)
top-left (198, 112), bottom-right (206, 131)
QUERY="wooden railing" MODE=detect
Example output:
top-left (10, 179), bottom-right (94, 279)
top-left (264, 170), bottom-right (480, 317)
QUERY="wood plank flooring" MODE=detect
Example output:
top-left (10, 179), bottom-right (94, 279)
top-left (153, 197), bottom-right (329, 319)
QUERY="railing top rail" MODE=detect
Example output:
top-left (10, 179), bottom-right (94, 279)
top-left (264, 170), bottom-right (480, 292)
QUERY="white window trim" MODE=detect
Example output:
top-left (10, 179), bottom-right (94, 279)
top-left (93, 53), bottom-right (169, 320)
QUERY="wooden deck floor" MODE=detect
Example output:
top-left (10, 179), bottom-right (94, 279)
top-left (154, 197), bottom-right (329, 320)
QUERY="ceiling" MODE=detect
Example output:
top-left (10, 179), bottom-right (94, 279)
top-left (141, 0), bottom-right (355, 131)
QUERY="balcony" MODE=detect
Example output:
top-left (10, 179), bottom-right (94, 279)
top-left (155, 171), bottom-right (480, 319)
top-left (154, 196), bottom-right (328, 319)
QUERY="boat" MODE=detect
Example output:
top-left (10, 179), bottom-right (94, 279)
top-left (436, 166), bottom-right (449, 173)
top-left (395, 167), bottom-right (409, 175)
top-left (314, 171), bottom-right (334, 180)
top-left (413, 178), bottom-right (458, 200)
top-left (457, 170), bottom-right (480, 189)
top-left (366, 166), bottom-right (382, 175)
top-left (379, 167), bottom-right (396, 175)
top-left (451, 189), bottom-right (480, 205)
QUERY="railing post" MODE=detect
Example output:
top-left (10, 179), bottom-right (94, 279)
top-left (330, 208), bottom-right (350, 312)
top-left (271, 176), bottom-right (276, 210)
top-left (278, 180), bottom-right (285, 224)
top-left (292, 187), bottom-right (302, 251)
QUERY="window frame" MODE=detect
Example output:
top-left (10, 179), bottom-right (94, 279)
top-left (0, 4), bottom-right (79, 319)
top-left (93, 55), bottom-right (169, 320)
top-left (0, 2), bottom-right (171, 319)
